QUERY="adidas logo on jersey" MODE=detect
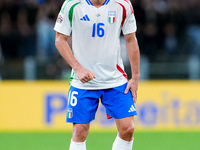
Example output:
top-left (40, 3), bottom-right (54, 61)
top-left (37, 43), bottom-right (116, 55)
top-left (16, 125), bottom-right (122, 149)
top-left (80, 14), bottom-right (90, 21)
top-left (128, 105), bottom-right (136, 112)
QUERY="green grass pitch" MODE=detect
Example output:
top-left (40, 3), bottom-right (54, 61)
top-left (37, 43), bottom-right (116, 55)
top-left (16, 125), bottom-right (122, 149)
top-left (0, 132), bottom-right (200, 150)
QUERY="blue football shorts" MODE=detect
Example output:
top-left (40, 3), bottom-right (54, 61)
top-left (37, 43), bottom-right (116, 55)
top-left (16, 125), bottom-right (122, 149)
top-left (66, 83), bottom-right (137, 123)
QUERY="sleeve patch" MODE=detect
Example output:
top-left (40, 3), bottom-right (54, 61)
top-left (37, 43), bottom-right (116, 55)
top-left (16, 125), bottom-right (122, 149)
top-left (56, 15), bottom-right (64, 24)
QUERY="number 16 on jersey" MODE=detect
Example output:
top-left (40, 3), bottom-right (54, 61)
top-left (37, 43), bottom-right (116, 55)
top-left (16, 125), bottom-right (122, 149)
top-left (92, 23), bottom-right (105, 37)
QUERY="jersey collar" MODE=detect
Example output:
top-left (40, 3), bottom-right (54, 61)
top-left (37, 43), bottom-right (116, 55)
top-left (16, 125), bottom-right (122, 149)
top-left (85, 0), bottom-right (110, 6)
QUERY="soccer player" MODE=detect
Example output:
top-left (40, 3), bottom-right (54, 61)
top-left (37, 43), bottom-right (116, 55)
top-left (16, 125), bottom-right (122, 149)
top-left (54, 0), bottom-right (140, 149)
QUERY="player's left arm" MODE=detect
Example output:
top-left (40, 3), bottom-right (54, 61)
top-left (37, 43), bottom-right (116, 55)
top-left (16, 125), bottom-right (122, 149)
top-left (124, 32), bottom-right (140, 103)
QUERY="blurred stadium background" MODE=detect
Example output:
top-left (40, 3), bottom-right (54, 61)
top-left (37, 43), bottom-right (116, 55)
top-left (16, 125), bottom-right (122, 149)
top-left (0, 0), bottom-right (200, 150)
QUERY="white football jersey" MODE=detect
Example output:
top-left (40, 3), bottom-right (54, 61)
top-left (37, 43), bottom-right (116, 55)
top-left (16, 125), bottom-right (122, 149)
top-left (54, 0), bottom-right (137, 89)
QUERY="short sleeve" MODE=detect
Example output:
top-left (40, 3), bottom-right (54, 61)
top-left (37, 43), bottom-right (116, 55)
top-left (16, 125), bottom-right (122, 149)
top-left (121, 1), bottom-right (137, 35)
top-left (54, 1), bottom-right (72, 36)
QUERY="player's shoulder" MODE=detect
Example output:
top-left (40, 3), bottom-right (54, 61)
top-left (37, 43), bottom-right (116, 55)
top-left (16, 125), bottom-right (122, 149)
top-left (60, 0), bottom-right (82, 13)
top-left (113, 0), bottom-right (134, 14)
top-left (64, 0), bottom-right (81, 4)
top-left (114, 0), bottom-right (132, 7)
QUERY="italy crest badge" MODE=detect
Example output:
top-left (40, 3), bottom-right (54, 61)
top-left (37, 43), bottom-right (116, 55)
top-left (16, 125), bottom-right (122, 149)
top-left (108, 11), bottom-right (116, 24)
top-left (67, 108), bottom-right (73, 118)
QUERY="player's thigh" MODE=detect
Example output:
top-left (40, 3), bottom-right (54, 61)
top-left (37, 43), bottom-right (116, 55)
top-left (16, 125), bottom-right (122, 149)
top-left (115, 116), bottom-right (135, 131)
top-left (72, 123), bottom-right (90, 142)
top-left (115, 116), bottom-right (135, 141)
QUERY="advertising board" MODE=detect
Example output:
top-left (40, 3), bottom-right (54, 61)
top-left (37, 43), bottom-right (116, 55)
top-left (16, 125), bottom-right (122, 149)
top-left (0, 81), bottom-right (200, 131)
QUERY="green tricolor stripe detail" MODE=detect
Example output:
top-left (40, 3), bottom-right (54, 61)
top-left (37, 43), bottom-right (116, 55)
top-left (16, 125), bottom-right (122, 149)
top-left (69, 70), bottom-right (75, 89)
top-left (61, 0), bottom-right (72, 14)
top-left (69, 70), bottom-right (75, 83)
top-left (69, 2), bottom-right (80, 26)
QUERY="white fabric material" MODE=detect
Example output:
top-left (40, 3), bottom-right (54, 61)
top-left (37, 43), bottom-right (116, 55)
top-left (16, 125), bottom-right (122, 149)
top-left (112, 134), bottom-right (134, 150)
top-left (69, 139), bottom-right (86, 150)
top-left (54, 0), bottom-right (137, 89)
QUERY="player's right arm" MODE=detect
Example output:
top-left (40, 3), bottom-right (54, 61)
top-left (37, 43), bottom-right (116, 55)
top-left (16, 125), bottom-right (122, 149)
top-left (55, 32), bottom-right (95, 83)
top-left (54, 0), bottom-right (95, 83)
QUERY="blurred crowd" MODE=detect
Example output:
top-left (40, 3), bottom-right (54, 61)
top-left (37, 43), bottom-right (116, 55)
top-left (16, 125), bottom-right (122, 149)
top-left (0, 0), bottom-right (62, 59)
top-left (0, 0), bottom-right (200, 79)
top-left (134, 0), bottom-right (200, 62)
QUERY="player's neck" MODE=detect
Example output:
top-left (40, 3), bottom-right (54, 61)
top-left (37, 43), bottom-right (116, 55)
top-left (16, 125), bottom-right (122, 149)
top-left (90, 0), bottom-right (106, 8)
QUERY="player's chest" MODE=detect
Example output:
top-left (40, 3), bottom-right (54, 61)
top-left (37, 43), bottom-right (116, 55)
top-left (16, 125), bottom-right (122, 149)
top-left (73, 5), bottom-right (122, 28)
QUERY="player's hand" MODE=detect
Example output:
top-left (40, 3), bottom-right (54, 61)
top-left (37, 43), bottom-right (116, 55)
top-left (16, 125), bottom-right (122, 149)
top-left (75, 67), bottom-right (95, 83)
top-left (124, 78), bottom-right (139, 103)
